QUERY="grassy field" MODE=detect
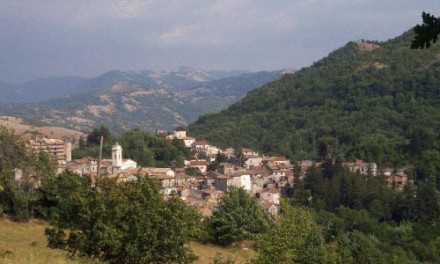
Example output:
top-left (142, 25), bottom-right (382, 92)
top-left (0, 218), bottom-right (255, 263)
top-left (0, 219), bottom-right (74, 264)
top-left (0, 116), bottom-right (85, 145)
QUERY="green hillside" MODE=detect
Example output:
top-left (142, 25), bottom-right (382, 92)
top-left (189, 31), bottom-right (440, 167)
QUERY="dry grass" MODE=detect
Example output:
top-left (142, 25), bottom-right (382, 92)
top-left (190, 242), bottom-right (255, 264)
top-left (0, 116), bottom-right (85, 144)
top-left (0, 218), bottom-right (76, 264)
top-left (355, 41), bottom-right (380, 52)
top-left (0, 219), bottom-right (256, 264)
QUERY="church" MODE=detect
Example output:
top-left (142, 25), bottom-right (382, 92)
top-left (65, 142), bottom-right (137, 176)
top-left (100, 142), bottom-right (138, 174)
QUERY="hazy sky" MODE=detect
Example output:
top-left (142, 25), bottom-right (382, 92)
top-left (1, 0), bottom-right (439, 83)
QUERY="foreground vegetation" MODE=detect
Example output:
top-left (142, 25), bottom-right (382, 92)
top-left (0, 219), bottom-right (255, 264)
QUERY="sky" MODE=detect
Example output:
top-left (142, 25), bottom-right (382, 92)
top-left (0, 0), bottom-right (439, 84)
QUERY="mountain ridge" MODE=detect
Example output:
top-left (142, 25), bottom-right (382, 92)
top-left (188, 30), bottom-right (440, 165)
top-left (0, 67), bottom-right (257, 104)
top-left (0, 68), bottom-right (284, 132)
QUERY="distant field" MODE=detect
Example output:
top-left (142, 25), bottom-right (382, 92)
top-left (0, 218), bottom-right (255, 263)
top-left (0, 116), bottom-right (85, 145)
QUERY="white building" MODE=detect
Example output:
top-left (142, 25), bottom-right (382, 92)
top-left (215, 172), bottom-right (251, 192)
top-left (166, 130), bottom-right (187, 140)
top-left (110, 142), bottom-right (137, 171)
top-left (342, 160), bottom-right (378, 176)
top-left (183, 137), bottom-right (196, 148)
top-left (244, 156), bottom-right (263, 169)
top-left (259, 188), bottom-right (281, 205)
top-left (186, 160), bottom-right (208, 174)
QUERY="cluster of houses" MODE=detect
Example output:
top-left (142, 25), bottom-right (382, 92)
top-left (25, 131), bottom-right (411, 216)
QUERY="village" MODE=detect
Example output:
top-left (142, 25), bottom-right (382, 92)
top-left (25, 130), bottom-right (410, 217)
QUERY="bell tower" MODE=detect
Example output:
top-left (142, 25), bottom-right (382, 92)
top-left (112, 142), bottom-right (123, 167)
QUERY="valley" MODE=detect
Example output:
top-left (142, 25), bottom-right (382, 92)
top-left (0, 68), bottom-right (284, 132)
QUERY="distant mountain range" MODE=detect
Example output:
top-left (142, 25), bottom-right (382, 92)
top-left (0, 67), bottom-right (285, 132)
top-left (0, 67), bottom-right (258, 104)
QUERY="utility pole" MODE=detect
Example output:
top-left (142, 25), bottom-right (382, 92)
top-left (97, 136), bottom-right (103, 178)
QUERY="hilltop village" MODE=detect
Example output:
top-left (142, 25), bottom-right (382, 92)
top-left (25, 130), bottom-right (410, 217)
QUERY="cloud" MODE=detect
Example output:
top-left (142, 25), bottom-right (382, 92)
top-left (159, 25), bottom-right (195, 44)
top-left (0, 0), bottom-right (439, 83)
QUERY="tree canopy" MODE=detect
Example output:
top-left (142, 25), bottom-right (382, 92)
top-left (0, 126), bottom-right (57, 221)
top-left (255, 202), bottom-right (325, 264)
top-left (45, 172), bottom-right (202, 264)
top-left (411, 12), bottom-right (440, 49)
top-left (207, 187), bottom-right (269, 245)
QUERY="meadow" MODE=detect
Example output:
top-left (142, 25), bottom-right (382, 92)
top-left (0, 218), bottom-right (255, 264)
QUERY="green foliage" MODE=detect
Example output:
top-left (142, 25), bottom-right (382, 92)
top-left (336, 231), bottom-right (386, 264)
top-left (86, 125), bottom-right (112, 146)
top-left (207, 187), bottom-right (269, 245)
top-left (0, 126), bottom-right (56, 221)
top-left (188, 30), bottom-right (440, 172)
top-left (73, 127), bottom-right (191, 167)
top-left (302, 162), bottom-right (440, 263)
top-left (255, 202), bottom-right (325, 264)
top-left (45, 172), bottom-right (202, 263)
top-left (411, 12), bottom-right (440, 49)
top-left (212, 253), bottom-right (236, 264)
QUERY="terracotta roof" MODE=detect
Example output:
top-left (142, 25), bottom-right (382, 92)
top-left (140, 167), bottom-right (172, 173)
top-left (271, 156), bottom-right (288, 161)
top-left (189, 160), bottom-right (208, 166)
top-left (194, 140), bottom-right (209, 145)
top-left (100, 160), bottom-right (113, 167)
top-left (232, 171), bottom-right (250, 177)
top-left (150, 175), bottom-right (175, 180)
top-left (355, 159), bottom-right (364, 166)
top-left (251, 166), bottom-right (264, 171)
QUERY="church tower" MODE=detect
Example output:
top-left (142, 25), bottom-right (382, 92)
top-left (112, 142), bottom-right (123, 167)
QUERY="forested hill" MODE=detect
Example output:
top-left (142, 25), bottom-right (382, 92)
top-left (188, 30), bottom-right (440, 166)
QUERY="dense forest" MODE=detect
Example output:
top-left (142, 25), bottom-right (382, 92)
top-left (188, 31), bottom-right (440, 184)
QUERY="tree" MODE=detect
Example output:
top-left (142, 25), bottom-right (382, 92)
top-left (255, 202), bottom-right (325, 264)
top-left (0, 126), bottom-right (56, 221)
top-left (336, 231), bottom-right (386, 264)
top-left (411, 12), bottom-right (440, 49)
top-left (45, 173), bottom-right (201, 263)
top-left (86, 125), bottom-right (111, 146)
top-left (207, 187), bottom-right (268, 245)
top-left (78, 136), bottom-right (86, 150)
